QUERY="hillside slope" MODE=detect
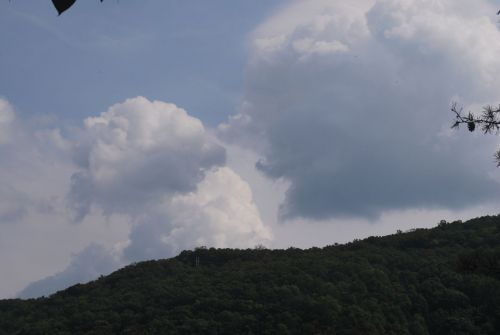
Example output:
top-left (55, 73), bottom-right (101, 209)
top-left (2, 216), bottom-right (500, 334)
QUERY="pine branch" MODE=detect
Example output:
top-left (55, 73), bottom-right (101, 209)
top-left (451, 103), bottom-right (500, 134)
top-left (451, 102), bottom-right (500, 166)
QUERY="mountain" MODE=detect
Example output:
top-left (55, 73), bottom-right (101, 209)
top-left (1, 216), bottom-right (500, 334)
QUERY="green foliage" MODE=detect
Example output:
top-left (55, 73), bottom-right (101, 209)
top-left (2, 215), bottom-right (500, 334)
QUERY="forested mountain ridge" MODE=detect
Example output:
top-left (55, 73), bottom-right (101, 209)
top-left (2, 216), bottom-right (500, 334)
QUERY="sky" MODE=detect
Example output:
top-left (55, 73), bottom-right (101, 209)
top-left (1, 0), bottom-right (500, 299)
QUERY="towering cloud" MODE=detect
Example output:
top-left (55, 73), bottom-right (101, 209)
top-left (9, 96), bottom-right (271, 298)
top-left (68, 97), bottom-right (226, 221)
top-left (67, 96), bottom-right (271, 259)
top-left (221, 0), bottom-right (500, 219)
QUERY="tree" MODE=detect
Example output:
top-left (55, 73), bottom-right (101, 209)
top-left (451, 103), bottom-right (500, 165)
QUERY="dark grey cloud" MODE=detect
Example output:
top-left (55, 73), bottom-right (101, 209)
top-left (222, 0), bottom-right (500, 220)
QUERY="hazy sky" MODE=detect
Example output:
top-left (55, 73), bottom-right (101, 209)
top-left (2, 0), bottom-right (500, 298)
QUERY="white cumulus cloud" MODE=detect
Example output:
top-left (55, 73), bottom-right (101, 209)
top-left (2, 96), bottom-right (272, 298)
top-left (68, 96), bottom-right (226, 221)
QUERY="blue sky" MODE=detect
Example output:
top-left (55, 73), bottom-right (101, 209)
top-left (2, 0), bottom-right (500, 299)
top-left (0, 0), bottom-right (285, 125)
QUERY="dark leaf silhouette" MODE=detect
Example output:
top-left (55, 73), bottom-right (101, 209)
top-left (52, 0), bottom-right (77, 15)
top-left (51, 0), bottom-right (104, 15)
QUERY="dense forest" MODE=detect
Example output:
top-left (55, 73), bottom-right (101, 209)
top-left (1, 216), bottom-right (500, 334)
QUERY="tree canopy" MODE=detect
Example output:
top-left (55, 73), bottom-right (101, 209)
top-left (2, 215), bottom-right (500, 334)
